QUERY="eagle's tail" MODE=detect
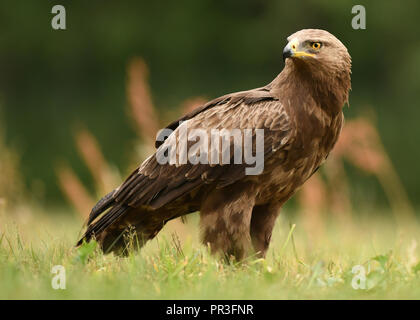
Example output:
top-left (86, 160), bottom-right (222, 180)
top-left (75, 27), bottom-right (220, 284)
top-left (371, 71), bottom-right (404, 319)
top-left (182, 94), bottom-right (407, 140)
top-left (87, 190), bottom-right (116, 225)
top-left (76, 190), bottom-right (166, 255)
top-left (76, 190), bottom-right (131, 252)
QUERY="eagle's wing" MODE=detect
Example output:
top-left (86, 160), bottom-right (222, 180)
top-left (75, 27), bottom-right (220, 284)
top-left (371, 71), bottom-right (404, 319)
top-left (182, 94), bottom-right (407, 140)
top-left (81, 87), bottom-right (294, 241)
top-left (155, 86), bottom-right (277, 148)
top-left (116, 87), bottom-right (292, 207)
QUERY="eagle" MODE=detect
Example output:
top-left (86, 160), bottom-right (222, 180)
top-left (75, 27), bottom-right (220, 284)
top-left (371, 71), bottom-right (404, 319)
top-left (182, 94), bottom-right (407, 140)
top-left (77, 29), bottom-right (351, 260)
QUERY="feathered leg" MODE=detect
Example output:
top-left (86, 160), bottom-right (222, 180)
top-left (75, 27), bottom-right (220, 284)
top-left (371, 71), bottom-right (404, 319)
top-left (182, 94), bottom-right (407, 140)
top-left (200, 183), bottom-right (256, 261)
top-left (250, 202), bottom-right (282, 258)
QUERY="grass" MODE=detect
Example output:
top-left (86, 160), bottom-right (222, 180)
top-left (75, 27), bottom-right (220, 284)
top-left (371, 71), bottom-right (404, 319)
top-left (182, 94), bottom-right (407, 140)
top-left (1, 206), bottom-right (420, 300)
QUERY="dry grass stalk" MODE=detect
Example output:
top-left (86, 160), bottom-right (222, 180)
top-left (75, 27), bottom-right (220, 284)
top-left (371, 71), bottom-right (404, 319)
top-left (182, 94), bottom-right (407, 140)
top-left (0, 127), bottom-right (25, 206)
top-left (298, 173), bottom-right (327, 237)
top-left (336, 118), bottom-right (415, 221)
top-left (74, 128), bottom-right (117, 194)
top-left (298, 116), bottom-right (415, 227)
top-left (323, 157), bottom-right (352, 217)
top-left (127, 58), bottom-right (160, 147)
top-left (56, 163), bottom-right (94, 218)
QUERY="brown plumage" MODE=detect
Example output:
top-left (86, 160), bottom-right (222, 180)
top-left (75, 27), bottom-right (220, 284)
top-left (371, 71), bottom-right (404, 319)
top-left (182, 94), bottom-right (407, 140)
top-left (77, 29), bottom-right (351, 260)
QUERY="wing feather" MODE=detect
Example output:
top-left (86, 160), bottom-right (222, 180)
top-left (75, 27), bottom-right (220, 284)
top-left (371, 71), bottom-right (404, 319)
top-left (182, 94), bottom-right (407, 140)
top-left (112, 88), bottom-right (293, 210)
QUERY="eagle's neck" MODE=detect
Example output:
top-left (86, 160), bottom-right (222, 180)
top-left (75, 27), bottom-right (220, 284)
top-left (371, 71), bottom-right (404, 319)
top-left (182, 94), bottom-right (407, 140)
top-left (269, 60), bottom-right (351, 116)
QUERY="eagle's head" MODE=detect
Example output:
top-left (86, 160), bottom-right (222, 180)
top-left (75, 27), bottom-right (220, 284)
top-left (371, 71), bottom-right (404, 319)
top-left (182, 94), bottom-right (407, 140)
top-left (283, 29), bottom-right (351, 77)
top-left (282, 29), bottom-right (352, 107)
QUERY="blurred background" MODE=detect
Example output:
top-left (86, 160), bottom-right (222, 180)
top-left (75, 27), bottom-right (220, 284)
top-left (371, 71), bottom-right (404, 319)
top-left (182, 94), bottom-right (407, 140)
top-left (0, 0), bottom-right (419, 226)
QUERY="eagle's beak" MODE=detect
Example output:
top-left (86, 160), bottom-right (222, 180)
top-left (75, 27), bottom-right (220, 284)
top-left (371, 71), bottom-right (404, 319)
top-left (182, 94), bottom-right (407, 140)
top-left (283, 39), bottom-right (315, 61)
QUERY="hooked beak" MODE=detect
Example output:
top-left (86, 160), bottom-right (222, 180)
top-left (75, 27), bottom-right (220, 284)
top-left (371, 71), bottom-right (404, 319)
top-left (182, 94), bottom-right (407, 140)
top-left (282, 39), bottom-right (315, 62)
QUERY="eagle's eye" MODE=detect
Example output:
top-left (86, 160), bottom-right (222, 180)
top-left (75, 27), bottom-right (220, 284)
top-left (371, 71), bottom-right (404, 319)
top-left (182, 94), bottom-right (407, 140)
top-left (311, 42), bottom-right (322, 50)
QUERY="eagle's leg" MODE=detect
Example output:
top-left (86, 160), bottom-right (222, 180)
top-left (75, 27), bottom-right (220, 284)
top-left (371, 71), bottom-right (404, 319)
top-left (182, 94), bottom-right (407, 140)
top-left (199, 184), bottom-right (256, 261)
top-left (250, 202), bottom-right (282, 258)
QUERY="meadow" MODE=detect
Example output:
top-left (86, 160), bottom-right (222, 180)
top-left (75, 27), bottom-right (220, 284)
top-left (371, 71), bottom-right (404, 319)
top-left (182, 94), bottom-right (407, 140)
top-left (1, 203), bottom-right (419, 300)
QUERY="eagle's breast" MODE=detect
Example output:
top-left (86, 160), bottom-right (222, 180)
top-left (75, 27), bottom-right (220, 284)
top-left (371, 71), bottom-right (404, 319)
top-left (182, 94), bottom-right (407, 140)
top-left (255, 98), bottom-right (344, 205)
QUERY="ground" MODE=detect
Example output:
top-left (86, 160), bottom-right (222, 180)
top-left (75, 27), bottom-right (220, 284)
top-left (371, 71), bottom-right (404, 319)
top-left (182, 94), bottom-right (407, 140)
top-left (1, 206), bottom-right (420, 299)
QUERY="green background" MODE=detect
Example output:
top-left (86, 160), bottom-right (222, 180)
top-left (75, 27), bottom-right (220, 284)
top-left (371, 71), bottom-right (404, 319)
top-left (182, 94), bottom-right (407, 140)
top-left (0, 1), bottom-right (419, 207)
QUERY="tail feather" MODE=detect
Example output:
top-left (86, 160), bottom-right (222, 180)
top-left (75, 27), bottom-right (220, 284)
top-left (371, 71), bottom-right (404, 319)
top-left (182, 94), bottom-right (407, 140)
top-left (87, 190), bottom-right (116, 225)
top-left (76, 190), bottom-right (130, 247)
top-left (76, 183), bottom-right (179, 253)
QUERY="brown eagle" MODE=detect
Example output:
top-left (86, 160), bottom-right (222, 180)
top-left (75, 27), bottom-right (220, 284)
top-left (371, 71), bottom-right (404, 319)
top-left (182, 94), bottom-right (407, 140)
top-left (77, 29), bottom-right (351, 260)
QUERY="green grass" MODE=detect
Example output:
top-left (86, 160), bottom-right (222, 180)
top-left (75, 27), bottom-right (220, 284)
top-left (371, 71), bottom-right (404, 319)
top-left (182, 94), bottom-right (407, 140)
top-left (1, 206), bottom-right (420, 299)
